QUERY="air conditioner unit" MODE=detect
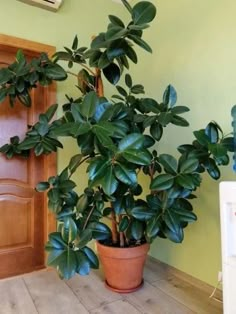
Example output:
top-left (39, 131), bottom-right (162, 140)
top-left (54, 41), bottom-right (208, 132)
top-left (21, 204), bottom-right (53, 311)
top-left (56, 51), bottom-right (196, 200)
top-left (17, 0), bottom-right (63, 12)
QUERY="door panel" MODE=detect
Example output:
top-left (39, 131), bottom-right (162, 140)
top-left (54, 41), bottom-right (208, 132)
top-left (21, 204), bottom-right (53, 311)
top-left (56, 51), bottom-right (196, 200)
top-left (0, 35), bottom-right (56, 278)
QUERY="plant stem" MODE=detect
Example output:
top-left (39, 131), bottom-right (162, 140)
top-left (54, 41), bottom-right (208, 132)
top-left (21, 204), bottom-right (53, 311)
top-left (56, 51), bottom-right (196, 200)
top-left (119, 215), bottom-right (125, 247)
top-left (110, 206), bottom-right (118, 245)
top-left (95, 68), bottom-right (104, 97)
top-left (82, 205), bottom-right (95, 230)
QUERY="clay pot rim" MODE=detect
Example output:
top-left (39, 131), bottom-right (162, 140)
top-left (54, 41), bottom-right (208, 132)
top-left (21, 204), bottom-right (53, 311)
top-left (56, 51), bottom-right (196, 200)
top-left (96, 240), bottom-right (149, 250)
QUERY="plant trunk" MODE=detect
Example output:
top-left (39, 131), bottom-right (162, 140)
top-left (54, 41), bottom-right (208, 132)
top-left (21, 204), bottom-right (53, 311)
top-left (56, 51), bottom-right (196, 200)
top-left (111, 208), bottom-right (118, 245)
top-left (119, 215), bottom-right (125, 247)
top-left (95, 69), bottom-right (104, 97)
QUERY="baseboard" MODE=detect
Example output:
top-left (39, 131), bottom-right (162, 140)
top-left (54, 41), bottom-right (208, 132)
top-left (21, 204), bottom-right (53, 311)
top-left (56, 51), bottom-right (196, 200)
top-left (148, 255), bottom-right (222, 300)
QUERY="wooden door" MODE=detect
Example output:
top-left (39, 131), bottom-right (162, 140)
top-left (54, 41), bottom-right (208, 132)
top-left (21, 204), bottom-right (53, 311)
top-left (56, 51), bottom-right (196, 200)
top-left (0, 35), bottom-right (56, 278)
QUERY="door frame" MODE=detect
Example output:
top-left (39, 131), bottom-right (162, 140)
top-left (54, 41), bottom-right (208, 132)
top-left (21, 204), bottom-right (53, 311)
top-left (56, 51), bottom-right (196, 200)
top-left (0, 34), bottom-right (57, 265)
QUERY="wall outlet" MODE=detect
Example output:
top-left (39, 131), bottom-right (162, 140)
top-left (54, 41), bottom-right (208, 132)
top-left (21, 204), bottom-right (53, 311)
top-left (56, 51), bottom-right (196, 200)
top-left (218, 271), bottom-right (223, 283)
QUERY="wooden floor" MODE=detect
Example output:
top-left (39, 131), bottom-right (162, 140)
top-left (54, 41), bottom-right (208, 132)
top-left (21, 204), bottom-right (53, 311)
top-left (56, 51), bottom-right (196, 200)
top-left (0, 257), bottom-right (222, 314)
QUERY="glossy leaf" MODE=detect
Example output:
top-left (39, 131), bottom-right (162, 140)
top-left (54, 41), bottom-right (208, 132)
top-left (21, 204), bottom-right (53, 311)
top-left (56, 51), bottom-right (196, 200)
top-left (205, 122), bottom-right (219, 143)
top-left (131, 206), bottom-right (155, 221)
top-left (119, 216), bottom-right (130, 232)
top-left (101, 166), bottom-right (118, 195)
top-left (163, 85), bottom-right (177, 107)
top-left (131, 220), bottom-right (144, 240)
top-left (103, 63), bottom-right (120, 85)
top-left (118, 133), bottom-right (144, 151)
top-left (150, 174), bottom-right (174, 191)
top-left (108, 15), bottom-right (125, 28)
top-left (68, 154), bottom-right (83, 175)
top-left (179, 158), bottom-right (198, 173)
top-left (159, 154), bottom-right (178, 175)
top-left (76, 251), bottom-right (90, 276)
top-left (61, 217), bottom-right (78, 243)
top-left (122, 149), bottom-right (152, 165)
top-left (88, 222), bottom-right (111, 240)
top-left (132, 1), bottom-right (156, 25)
top-left (82, 247), bottom-right (99, 269)
top-left (114, 163), bottom-right (137, 186)
top-left (79, 91), bottom-right (98, 119)
top-left (36, 181), bottom-right (50, 192)
top-left (150, 122), bottom-right (163, 141)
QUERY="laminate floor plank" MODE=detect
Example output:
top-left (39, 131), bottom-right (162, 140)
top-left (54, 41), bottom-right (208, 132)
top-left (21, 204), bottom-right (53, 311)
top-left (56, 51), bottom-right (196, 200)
top-left (67, 269), bottom-right (122, 311)
top-left (152, 277), bottom-right (222, 314)
top-left (0, 277), bottom-right (37, 314)
top-left (0, 258), bottom-right (223, 314)
top-left (23, 270), bottom-right (88, 314)
top-left (124, 281), bottom-right (195, 314)
top-left (90, 299), bottom-right (141, 314)
top-left (144, 256), bottom-right (173, 283)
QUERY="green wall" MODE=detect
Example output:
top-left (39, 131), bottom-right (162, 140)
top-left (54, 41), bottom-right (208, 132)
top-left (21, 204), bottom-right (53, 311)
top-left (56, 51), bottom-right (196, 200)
top-left (0, 0), bottom-right (235, 287)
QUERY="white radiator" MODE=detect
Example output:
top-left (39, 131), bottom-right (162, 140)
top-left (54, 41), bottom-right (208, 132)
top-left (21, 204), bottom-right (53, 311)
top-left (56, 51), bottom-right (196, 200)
top-left (220, 181), bottom-right (236, 313)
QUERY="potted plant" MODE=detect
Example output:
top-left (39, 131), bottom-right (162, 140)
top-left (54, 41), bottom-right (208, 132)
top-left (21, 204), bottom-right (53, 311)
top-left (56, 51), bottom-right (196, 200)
top-left (0, 0), bottom-right (234, 292)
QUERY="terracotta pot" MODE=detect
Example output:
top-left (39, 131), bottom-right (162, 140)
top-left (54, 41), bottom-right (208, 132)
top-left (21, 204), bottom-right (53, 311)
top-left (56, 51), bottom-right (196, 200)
top-left (96, 241), bottom-right (150, 293)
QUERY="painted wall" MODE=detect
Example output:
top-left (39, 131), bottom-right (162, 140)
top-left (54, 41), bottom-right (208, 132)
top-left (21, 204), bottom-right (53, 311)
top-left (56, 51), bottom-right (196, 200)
top-left (0, 0), bottom-right (235, 287)
top-left (134, 0), bottom-right (236, 287)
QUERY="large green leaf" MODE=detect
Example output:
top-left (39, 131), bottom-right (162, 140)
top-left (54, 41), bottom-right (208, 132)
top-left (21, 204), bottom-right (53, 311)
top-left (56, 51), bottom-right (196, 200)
top-left (114, 163), bottom-right (137, 185)
top-left (132, 1), bottom-right (156, 25)
top-left (205, 122), bottom-right (219, 143)
top-left (68, 154), bottom-right (83, 175)
top-left (103, 63), bottom-right (120, 85)
top-left (76, 251), bottom-right (90, 276)
top-left (122, 149), bottom-right (152, 165)
top-left (82, 246), bottom-right (99, 269)
top-left (92, 125), bottom-right (116, 151)
top-left (164, 209), bottom-right (181, 234)
top-left (179, 158), bottom-right (198, 173)
top-left (105, 26), bottom-right (127, 41)
top-left (159, 154), bottom-right (178, 175)
top-left (107, 40), bottom-right (127, 61)
top-left (76, 194), bottom-right (88, 213)
top-left (46, 233), bottom-right (77, 279)
top-left (164, 226), bottom-right (184, 243)
top-left (88, 222), bottom-right (111, 240)
top-left (128, 35), bottom-right (152, 53)
top-left (221, 137), bottom-right (234, 152)
top-left (45, 104), bottom-right (58, 121)
top-left (36, 181), bottom-right (50, 192)
top-left (79, 91), bottom-right (98, 119)
top-left (208, 143), bottom-right (227, 158)
top-left (88, 157), bottom-right (111, 182)
top-left (146, 215), bottom-right (161, 238)
top-left (131, 206), bottom-right (155, 221)
top-left (171, 208), bottom-right (197, 223)
top-left (205, 158), bottom-right (220, 180)
top-left (119, 216), bottom-right (130, 232)
top-left (194, 129), bottom-right (210, 147)
top-left (176, 174), bottom-right (195, 189)
top-left (45, 63), bottom-right (67, 81)
top-left (118, 133), bottom-right (145, 151)
top-left (108, 15), bottom-right (125, 28)
top-left (163, 85), bottom-right (177, 108)
top-left (61, 217), bottom-right (78, 243)
top-left (101, 166), bottom-right (118, 195)
top-left (150, 122), bottom-right (163, 141)
top-left (131, 220), bottom-right (144, 240)
top-left (150, 174), bottom-right (174, 191)
top-left (0, 68), bottom-right (13, 84)
top-left (50, 122), bottom-right (80, 137)
top-left (18, 136), bottom-right (39, 150)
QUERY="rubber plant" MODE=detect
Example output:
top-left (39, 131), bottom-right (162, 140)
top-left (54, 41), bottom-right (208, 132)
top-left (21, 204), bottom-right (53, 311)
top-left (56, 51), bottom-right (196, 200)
top-left (0, 0), bottom-right (234, 280)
